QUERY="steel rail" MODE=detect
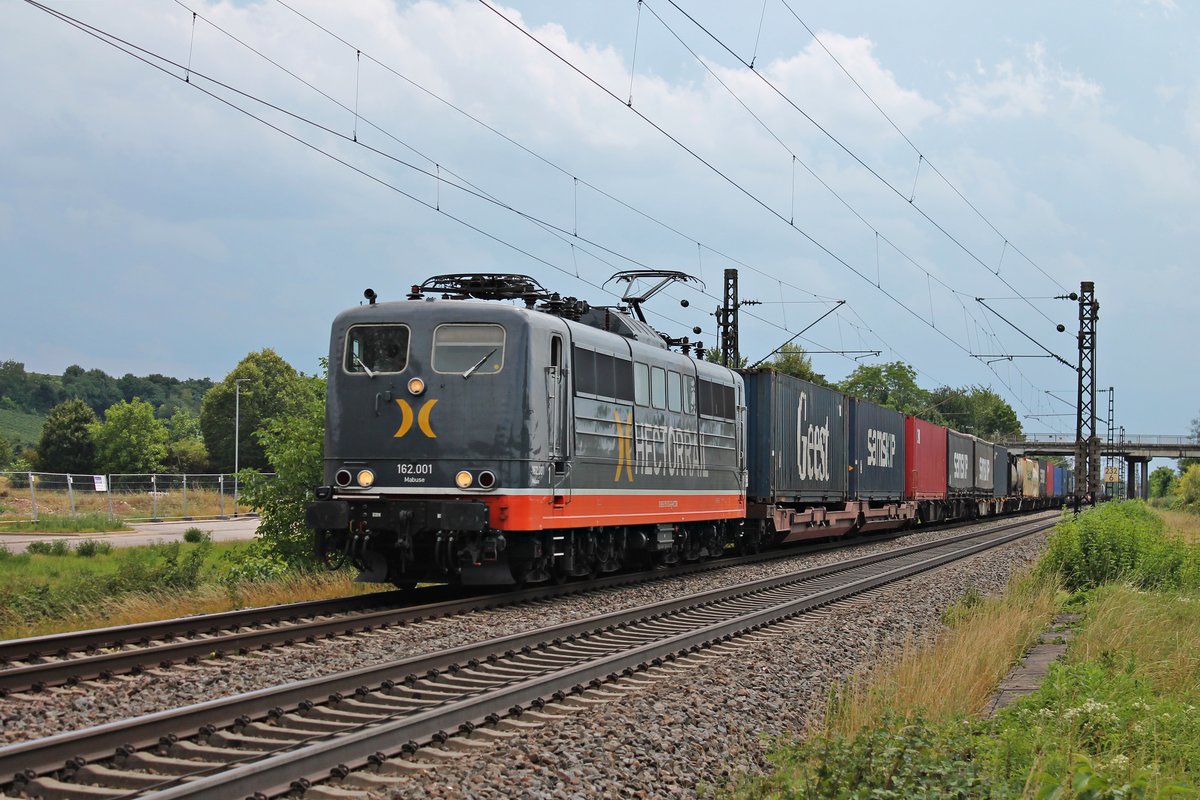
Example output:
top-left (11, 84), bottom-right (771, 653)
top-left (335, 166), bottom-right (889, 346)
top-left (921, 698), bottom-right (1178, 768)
top-left (149, 516), bottom-right (1054, 800)
top-left (0, 516), bottom-right (983, 695)
top-left (0, 515), bottom-right (1053, 796)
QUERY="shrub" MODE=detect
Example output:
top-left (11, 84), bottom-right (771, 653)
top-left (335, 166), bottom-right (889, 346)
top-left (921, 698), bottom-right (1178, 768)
top-left (1038, 501), bottom-right (1200, 591)
top-left (74, 539), bottom-right (112, 557)
top-left (182, 527), bottom-right (212, 544)
top-left (221, 546), bottom-right (290, 586)
top-left (25, 540), bottom-right (52, 555)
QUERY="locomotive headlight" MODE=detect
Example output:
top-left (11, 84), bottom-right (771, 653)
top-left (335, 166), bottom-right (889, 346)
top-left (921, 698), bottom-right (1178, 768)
top-left (407, 377), bottom-right (426, 396)
top-left (455, 470), bottom-right (474, 489)
top-left (356, 469), bottom-right (376, 488)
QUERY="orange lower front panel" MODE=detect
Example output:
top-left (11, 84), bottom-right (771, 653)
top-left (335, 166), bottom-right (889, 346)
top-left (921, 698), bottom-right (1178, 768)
top-left (482, 492), bottom-right (745, 531)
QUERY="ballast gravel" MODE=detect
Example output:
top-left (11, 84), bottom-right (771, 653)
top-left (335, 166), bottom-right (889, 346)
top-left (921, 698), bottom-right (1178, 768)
top-left (0, 513), bottom-right (1057, 757)
top-left (371, 528), bottom-right (1052, 799)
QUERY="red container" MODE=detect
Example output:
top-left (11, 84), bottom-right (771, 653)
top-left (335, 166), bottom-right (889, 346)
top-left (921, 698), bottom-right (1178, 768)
top-left (905, 416), bottom-right (948, 500)
top-left (1045, 461), bottom-right (1055, 498)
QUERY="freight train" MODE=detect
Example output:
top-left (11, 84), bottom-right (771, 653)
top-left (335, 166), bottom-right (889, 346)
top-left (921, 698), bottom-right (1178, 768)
top-left (306, 274), bottom-right (1071, 586)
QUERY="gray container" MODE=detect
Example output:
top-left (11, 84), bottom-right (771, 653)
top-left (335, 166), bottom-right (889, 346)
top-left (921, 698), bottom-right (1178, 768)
top-left (947, 430), bottom-right (974, 493)
top-left (993, 445), bottom-right (1011, 496)
top-left (848, 398), bottom-right (906, 500)
top-left (742, 369), bottom-right (848, 503)
top-left (973, 437), bottom-right (995, 494)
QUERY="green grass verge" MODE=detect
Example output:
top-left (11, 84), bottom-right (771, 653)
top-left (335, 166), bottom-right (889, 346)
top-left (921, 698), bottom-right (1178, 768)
top-left (0, 513), bottom-right (130, 533)
top-left (735, 502), bottom-right (1200, 799)
top-left (0, 539), bottom-right (260, 633)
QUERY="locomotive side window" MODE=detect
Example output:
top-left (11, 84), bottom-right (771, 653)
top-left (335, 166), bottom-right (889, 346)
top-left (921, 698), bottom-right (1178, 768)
top-left (667, 371), bottom-right (682, 412)
top-left (344, 324), bottom-right (410, 375)
top-left (698, 379), bottom-right (736, 419)
top-left (573, 346), bottom-right (634, 401)
top-left (633, 363), bottom-right (649, 406)
top-left (432, 324), bottom-right (505, 375)
top-left (574, 348), bottom-right (597, 395)
top-left (682, 375), bottom-right (696, 414)
top-left (650, 366), bottom-right (666, 409)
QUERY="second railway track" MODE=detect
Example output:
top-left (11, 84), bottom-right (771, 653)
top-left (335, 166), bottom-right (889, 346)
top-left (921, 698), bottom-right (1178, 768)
top-left (0, 515), bottom-right (1054, 800)
top-left (0, 514), bottom-right (1021, 697)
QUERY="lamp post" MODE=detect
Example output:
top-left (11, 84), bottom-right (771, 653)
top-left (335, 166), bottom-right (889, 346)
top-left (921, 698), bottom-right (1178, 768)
top-left (233, 378), bottom-right (249, 517)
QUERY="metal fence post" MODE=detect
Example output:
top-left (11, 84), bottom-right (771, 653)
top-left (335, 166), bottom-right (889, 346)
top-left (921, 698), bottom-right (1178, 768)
top-left (182, 474), bottom-right (189, 520)
top-left (29, 472), bottom-right (37, 522)
top-left (67, 474), bottom-right (75, 516)
top-left (151, 474), bottom-right (158, 521)
top-left (219, 474), bottom-right (226, 518)
top-left (107, 475), bottom-right (114, 520)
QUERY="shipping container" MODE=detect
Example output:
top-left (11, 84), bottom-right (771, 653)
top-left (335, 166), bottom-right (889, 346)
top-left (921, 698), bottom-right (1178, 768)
top-left (848, 398), bottom-right (906, 500)
top-left (993, 445), bottom-right (1011, 497)
top-left (973, 437), bottom-right (995, 495)
top-left (905, 416), bottom-right (948, 500)
top-left (1039, 461), bottom-right (1048, 497)
top-left (1054, 465), bottom-right (1069, 498)
top-left (947, 430), bottom-right (975, 493)
top-left (1020, 457), bottom-right (1041, 498)
top-left (742, 369), bottom-right (849, 504)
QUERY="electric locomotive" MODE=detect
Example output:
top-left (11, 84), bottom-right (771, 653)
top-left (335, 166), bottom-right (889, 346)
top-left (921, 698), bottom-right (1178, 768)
top-left (305, 274), bottom-right (747, 586)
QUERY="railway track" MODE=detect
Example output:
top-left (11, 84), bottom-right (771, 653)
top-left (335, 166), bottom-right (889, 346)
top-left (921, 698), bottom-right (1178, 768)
top-left (0, 517), bottom-right (1001, 697)
top-left (0, 515), bottom-right (1053, 799)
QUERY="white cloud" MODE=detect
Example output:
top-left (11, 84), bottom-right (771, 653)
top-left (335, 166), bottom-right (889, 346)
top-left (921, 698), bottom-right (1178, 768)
top-left (947, 43), bottom-right (1103, 121)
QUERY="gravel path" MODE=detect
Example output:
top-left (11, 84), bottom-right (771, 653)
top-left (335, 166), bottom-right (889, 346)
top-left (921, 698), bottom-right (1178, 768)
top-left (0, 514), bottom-right (1056, 750)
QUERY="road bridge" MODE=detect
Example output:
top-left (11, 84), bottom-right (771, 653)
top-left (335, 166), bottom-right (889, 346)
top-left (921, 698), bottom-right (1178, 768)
top-left (999, 434), bottom-right (1200, 500)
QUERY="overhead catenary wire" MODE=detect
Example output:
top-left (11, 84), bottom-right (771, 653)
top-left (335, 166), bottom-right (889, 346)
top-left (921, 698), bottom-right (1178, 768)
top-left (654, 0), bottom-right (1069, 323)
top-left (475, 0), bottom-right (1071, 404)
top-left (29, 0), bottom-right (1063, 417)
top-left (773, 0), bottom-right (1067, 293)
top-left (28, 0), bottom-right (860, 363)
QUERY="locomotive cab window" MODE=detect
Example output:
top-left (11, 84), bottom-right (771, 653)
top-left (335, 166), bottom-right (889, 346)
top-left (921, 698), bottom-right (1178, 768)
top-left (344, 324), bottom-right (410, 375)
top-left (433, 324), bottom-right (505, 375)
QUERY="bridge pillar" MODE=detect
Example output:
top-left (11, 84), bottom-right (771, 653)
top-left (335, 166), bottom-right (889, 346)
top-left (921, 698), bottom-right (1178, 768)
top-left (1125, 456), bottom-right (1151, 500)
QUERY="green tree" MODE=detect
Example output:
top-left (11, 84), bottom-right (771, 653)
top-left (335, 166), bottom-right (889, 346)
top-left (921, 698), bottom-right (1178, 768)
top-left (240, 371), bottom-right (326, 566)
top-left (836, 361), bottom-right (930, 414)
top-left (0, 432), bottom-right (12, 470)
top-left (1174, 463), bottom-right (1200, 510)
top-left (36, 399), bottom-right (98, 474)
top-left (164, 409), bottom-right (209, 473)
top-left (62, 365), bottom-right (123, 417)
top-left (200, 350), bottom-right (305, 472)
top-left (90, 398), bottom-right (169, 474)
top-left (702, 347), bottom-right (748, 368)
top-left (767, 343), bottom-right (828, 386)
top-left (1179, 413), bottom-right (1200, 472)
top-left (1149, 465), bottom-right (1177, 499)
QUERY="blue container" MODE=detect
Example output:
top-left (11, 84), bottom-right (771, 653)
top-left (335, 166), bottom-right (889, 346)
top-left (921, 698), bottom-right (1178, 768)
top-left (848, 398), bottom-right (906, 500)
top-left (993, 445), bottom-right (1010, 496)
top-left (947, 430), bottom-right (974, 493)
top-left (973, 437), bottom-right (995, 494)
top-left (741, 369), bottom-right (848, 504)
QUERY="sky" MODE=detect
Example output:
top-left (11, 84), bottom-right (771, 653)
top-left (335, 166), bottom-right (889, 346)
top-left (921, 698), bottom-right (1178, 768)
top-left (2, 0), bottom-right (1197, 458)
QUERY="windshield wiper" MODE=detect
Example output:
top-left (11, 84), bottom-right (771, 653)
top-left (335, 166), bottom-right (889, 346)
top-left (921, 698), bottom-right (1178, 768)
top-left (354, 355), bottom-right (376, 379)
top-left (462, 348), bottom-right (498, 379)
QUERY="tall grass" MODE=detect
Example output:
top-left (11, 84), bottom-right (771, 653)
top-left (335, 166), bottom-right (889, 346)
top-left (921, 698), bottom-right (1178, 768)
top-left (0, 513), bottom-right (129, 533)
top-left (1159, 509), bottom-right (1200, 545)
top-left (734, 502), bottom-right (1200, 799)
top-left (823, 573), bottom-right (1059, 738)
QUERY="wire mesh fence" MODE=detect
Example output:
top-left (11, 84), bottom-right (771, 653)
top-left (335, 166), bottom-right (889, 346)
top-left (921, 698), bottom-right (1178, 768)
top-left (0, 472), bottom-right (273, 524)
